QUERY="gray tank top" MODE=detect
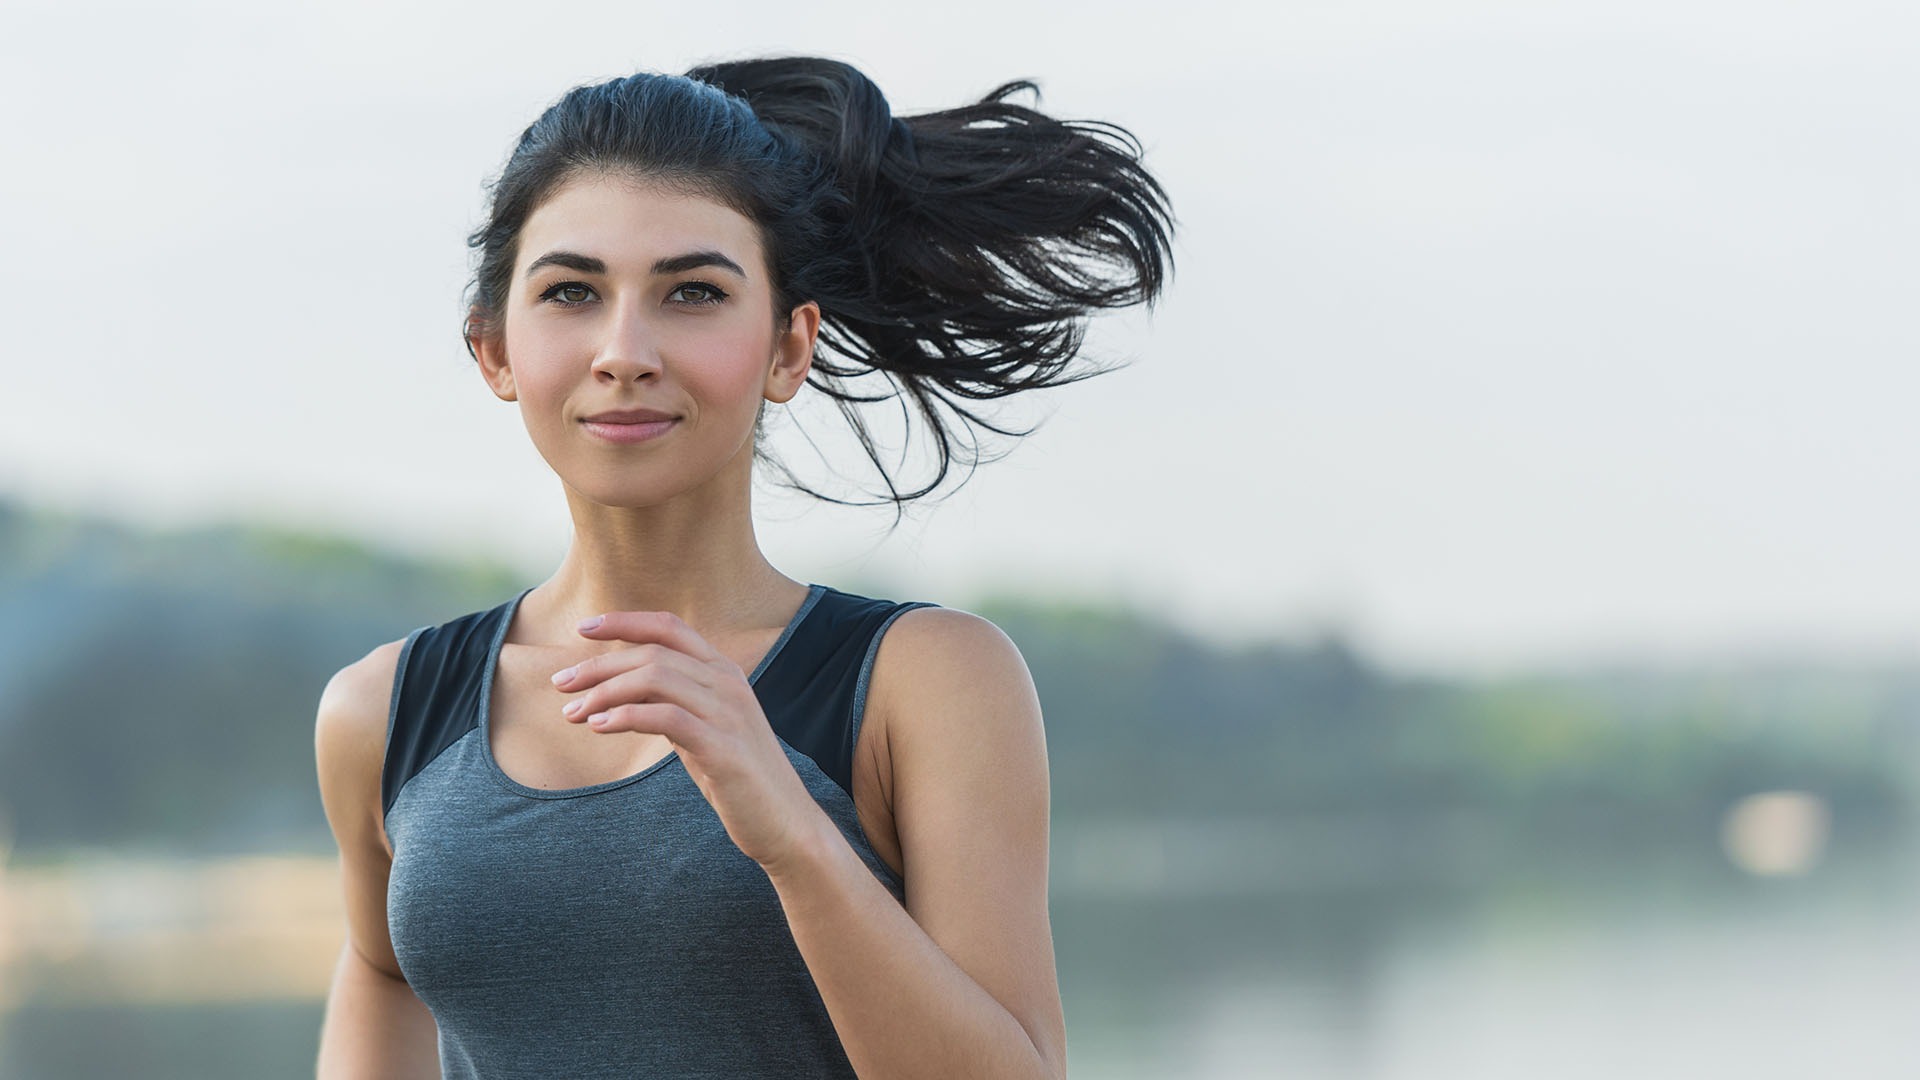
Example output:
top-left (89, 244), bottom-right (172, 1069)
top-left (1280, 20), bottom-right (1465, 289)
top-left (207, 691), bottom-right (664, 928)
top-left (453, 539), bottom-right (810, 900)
top-left (381, 582), bottom-right (935, 1078)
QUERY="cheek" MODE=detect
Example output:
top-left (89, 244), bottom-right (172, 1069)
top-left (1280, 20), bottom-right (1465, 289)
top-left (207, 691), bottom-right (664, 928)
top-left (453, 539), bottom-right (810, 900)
top-left (678, 326), bottom-right (774, 410)
top-left (501, 321), bottom-right (583, 400)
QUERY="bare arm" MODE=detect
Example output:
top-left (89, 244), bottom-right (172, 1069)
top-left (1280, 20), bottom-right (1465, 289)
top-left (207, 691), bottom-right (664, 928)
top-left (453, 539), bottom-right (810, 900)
top-left (314, 640), bottom-right (442, 1079)
top-left (762, 607), bottom-right (1067, 1080)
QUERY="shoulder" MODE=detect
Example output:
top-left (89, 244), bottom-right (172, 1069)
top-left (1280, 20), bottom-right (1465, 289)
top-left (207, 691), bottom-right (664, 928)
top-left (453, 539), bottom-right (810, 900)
top-left (876, 605), bottom-right (1031, 685)
top-left (314, 636), bottom-right (412, 838)
top-left (869, 604), bottom-right (1044, 757)
top-left (316, 636), bottom-right (410, 758)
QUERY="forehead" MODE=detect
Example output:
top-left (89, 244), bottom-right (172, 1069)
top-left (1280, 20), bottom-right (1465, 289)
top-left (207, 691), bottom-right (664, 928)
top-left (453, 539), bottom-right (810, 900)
top-left (516, 172), bottom-right (763, 277)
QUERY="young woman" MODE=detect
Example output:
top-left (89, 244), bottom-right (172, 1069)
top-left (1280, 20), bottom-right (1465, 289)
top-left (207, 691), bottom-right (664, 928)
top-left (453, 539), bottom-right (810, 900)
top-left (313, 56), bottom-right (1174, 1079)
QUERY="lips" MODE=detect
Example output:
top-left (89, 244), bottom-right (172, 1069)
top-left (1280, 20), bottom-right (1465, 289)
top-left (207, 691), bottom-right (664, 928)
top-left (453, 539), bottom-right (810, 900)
top-left (581, 408), bottom-right (678, 424)
top-left (580, 409), bottom-right (678, 446)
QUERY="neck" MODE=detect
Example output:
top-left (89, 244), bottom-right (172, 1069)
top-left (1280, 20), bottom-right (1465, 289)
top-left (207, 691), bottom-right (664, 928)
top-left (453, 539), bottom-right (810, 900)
top-left (527, 466), bottom-right (804, 646)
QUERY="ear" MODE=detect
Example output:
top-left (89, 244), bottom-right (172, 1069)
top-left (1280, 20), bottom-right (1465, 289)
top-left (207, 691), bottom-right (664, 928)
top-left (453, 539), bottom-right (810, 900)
top-left (470, 320), bottom-right (518, 403)
top-left (763, 300), bottom-right (820, 405)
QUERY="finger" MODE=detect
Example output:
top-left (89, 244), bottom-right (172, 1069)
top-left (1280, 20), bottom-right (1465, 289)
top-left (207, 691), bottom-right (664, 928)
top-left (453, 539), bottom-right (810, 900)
top-left (584, 702), bottom-right (704, 749)
top-left (576, 610), bottom-right (727, 668)
top-left (551, 641), bottom-right (711, 694)
top-left (560, 663), bottom-right (717, 728)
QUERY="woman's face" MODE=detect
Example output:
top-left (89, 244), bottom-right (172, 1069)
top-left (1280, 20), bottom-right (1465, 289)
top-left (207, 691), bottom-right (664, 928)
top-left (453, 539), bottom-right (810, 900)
top-left (473, 171), bottom-right (817, 508)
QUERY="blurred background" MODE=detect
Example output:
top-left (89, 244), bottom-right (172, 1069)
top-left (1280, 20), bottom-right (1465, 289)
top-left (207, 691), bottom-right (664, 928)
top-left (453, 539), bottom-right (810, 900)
top-left (3, 0), bottom-right (1917, 1076)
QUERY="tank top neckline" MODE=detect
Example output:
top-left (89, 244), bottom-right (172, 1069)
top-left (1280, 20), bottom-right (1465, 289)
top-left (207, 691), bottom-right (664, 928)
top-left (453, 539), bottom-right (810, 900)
top-left (477, 582), bottom-right (830, 801)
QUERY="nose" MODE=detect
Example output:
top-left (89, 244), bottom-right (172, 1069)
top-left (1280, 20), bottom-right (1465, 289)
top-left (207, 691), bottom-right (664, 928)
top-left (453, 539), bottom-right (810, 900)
top-left (590, 302), bottom-right (663, 383)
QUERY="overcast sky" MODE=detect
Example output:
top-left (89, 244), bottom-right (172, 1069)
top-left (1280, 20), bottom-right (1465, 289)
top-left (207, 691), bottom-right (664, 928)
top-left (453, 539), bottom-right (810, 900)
top-left (2, 0), bottom-right (1913, 676)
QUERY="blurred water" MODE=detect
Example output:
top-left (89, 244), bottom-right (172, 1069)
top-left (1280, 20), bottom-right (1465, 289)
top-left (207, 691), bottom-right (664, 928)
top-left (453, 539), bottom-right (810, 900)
top-left (2, 824), bottom-right (1915, 1079)
top-left (1053, 851), bottom-right (1919, 1079)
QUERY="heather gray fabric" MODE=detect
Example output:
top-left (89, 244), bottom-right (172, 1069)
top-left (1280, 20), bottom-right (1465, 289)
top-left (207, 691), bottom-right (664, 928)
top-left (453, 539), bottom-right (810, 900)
top-left (382, 583), bottom-right (934, 1078)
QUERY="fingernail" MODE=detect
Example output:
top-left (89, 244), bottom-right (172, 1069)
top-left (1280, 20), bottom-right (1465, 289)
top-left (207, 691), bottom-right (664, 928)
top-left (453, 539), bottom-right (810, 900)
top-left (578, 615), bottom-right (604, 631)
top-left (563, 699), bottom-right (584, 717)
top-left (588, 713), bottom-right (610, 726)
top-left (551, 666), bottom-right (576, 686)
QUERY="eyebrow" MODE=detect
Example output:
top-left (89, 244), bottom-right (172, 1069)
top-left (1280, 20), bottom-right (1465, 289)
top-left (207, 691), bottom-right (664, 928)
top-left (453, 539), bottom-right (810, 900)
top-left (653, 250), bottom-right (748, 278)
top-left (523, 249), bottom-right (748, 280)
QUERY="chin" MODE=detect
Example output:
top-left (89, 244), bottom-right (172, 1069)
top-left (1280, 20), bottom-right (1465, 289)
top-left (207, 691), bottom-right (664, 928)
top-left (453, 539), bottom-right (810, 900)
top-left (566, 478), bottom-right (676, 509)
top-left (558, 463), bottom-right (729, 510)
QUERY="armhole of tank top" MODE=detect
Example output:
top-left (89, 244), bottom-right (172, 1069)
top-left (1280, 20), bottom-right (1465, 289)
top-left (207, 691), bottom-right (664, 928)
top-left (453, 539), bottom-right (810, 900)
top-left (381, 624), bottom-right (430, 833)
top-left (847, 601), bottom-right (940, 768)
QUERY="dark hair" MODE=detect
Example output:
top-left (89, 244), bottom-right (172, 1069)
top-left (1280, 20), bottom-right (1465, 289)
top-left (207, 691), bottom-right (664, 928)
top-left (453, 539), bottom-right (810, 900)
top-left (464, 55), bottom-right (1176, 522)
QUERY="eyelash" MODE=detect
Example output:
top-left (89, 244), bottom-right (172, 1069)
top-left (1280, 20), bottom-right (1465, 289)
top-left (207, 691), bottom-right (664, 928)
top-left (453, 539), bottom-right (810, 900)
top-left (537, 281), bottom-right (730, 308)
top-left (672, 281), bottom-right (729, 306)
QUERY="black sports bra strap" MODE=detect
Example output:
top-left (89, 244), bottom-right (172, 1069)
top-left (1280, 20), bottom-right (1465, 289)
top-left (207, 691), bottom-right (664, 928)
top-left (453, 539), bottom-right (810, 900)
top-left (382, 599), bottom-right (515, 820)
top-left (754, 589), bottom-right (939, 798)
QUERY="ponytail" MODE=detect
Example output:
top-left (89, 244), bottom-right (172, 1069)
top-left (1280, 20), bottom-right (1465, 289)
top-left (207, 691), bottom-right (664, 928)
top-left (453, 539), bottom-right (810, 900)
top-left (465, 56), bottom-right (1176, 521)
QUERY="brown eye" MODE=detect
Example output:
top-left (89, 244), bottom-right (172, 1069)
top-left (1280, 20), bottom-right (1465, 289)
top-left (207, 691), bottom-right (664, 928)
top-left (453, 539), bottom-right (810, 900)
top-left (670, 282), bottom-right (728, 306)
top-left (540, 282), bottom-right (596, 305)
